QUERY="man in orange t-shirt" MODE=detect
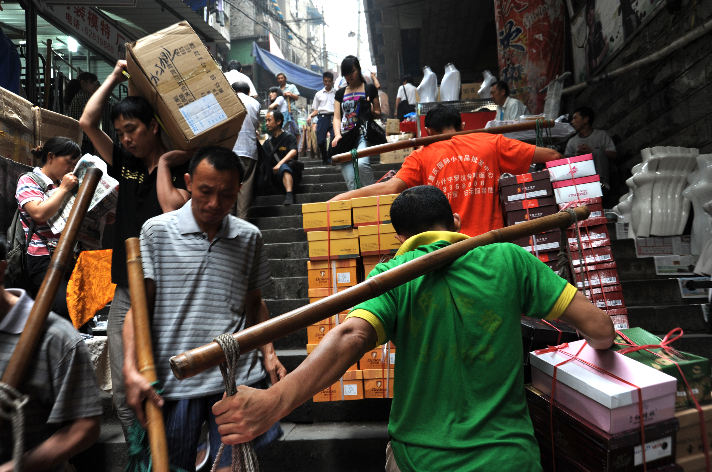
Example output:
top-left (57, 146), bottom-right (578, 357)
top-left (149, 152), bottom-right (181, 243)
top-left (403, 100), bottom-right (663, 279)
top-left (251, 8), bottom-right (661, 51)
top-left (330, 105), bottom-right (563, 237)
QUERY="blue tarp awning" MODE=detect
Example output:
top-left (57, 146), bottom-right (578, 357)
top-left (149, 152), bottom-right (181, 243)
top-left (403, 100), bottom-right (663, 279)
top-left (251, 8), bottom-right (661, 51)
top-left (252, 42), bottom-right (323, 94)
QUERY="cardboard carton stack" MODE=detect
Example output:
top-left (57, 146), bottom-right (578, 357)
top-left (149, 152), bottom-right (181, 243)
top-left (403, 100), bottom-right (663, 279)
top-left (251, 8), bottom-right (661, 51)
top-left (500, 170), bottom-right (560, 269)
top-left (1, 87), bottom-right (84, 167)
top-left (529, 339), bottom-right (681, 471)
top-left (381, 132), bottom-right (414, 164)
top-left (302, 197), bottom-right (400, 402)
top-left (547, 154), bottom-right (628, 329)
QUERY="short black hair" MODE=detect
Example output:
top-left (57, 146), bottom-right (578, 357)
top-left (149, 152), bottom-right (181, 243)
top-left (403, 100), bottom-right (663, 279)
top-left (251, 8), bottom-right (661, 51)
top-left (227, 60), bottom-right (242, 72)
top-left (424, 105), bottom-right (461, 133)
top-left (391, 186), bottom-right (455, 237)
top-left (574, 106), bottom-right (595, 125)
top-left (189, 146), bottom-right (246, 183)
top-left (494, 80), bottom-right (510, 97)
top-left (268, 110), bottom-right (284, 126)
top-left (269, 86), bottom-right (283, 97)
top-left (110, 96), bottom-right (155, 127)
top-left (30, 137), bottom-right (81, 165)
top-left (323, 71), bottom-right (334, 80)
top-left (232, 81), bottom-right (250, 94)
top-left (401, 75), bottom-right (414, 84)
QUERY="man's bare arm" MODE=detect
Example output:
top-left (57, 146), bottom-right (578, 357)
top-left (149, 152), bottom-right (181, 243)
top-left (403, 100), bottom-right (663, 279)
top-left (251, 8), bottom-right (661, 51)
top-left (329, 177), bottom-right (408, 202)
top-left (157, 151), bottom-right (192, 212)
top-left (531, 146), bottom-right (563, 164)
top-left (558, 291), bottom-right (616, 349)
top-left (79, 60), bottom-right (128, 166)
top-left (213, 318), bottom-right (377, 444)
top-left (0, 417), bottom-right (101, 472)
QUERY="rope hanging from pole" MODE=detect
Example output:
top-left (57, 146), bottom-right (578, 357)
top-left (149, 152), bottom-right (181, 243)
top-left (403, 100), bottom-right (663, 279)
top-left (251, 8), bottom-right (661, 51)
top-left (211, 334), bottom-right (260, 472)
top-left (0, 382), bottom-right (29, 472)
top-left (350, 149), bottom-right (361, 189)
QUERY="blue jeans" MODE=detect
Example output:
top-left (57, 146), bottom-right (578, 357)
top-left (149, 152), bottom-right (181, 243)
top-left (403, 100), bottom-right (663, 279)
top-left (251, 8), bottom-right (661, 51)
top-left (340, 133), bottom-right (376, 191)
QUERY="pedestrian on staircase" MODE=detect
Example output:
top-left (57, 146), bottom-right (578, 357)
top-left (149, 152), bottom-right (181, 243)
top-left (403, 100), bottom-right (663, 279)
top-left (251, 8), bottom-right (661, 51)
top-left (0, 238), bottom-right (102, 472)
top-left (331, 55), bottom-right (382, 191)
top-left (231, 81), bottom-right (261, 219)
top-left (210, 186), bottom-right (615, 472)
top-left (330, 104), bottom-right (562, 237)
top-left (263, 110), bottom-right (303, 206)
top-left (79, 59), bottom-right (193, 438)
top-left (122, 147), bottom-right (286, 471)
top-left (308, 71), bottom-right (336, 165)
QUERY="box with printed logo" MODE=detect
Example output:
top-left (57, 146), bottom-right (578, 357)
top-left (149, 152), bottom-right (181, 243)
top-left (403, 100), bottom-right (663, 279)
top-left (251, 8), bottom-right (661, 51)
top-left (574, 267), bottom-right (620, 289)
top-left (552, 175), bottom-right (603, 204)
top-left (307, 324), bottom-right (331, 344)
top-left (506, 203), bottom-right (558, 226)
top-left (126, 22), bottom-right (245, 150)
top-left (359, 346), bottom-right (395, 370)
top-left (609, 314), bottom-right (630, 330)
top-left (302, 200), bottom-right (353, 231)
top-left (557, 196), bottom-right (604, 223)
top-left (351, 194), bottom-right (398, 226)
top-left (499, 170), bottom-right (554, 203)
top-left (363, 369), bottom-right (395, 399)
top-left (359, 224), bottom-right (401, 256)
top-left (567, 223), bottom-right (611, 250)
top-left (675, 403), bottom-right (712, 461)
top-left (591, 290), bottom-right (626, 311)
top-left (546, 154), bottom-right (596, 182)
top-left (307, 259), bottom-right (359, 289)
top-left (363, 254), bottom-right (394, 279)
top-left (569, 246), bottom-right (614, 267)
top-left (312, 370), bottom-right (364, 402)
top-left (307, 228), bottom-right (360, 261)
top-left (513, 230), bottom-right (561, 254)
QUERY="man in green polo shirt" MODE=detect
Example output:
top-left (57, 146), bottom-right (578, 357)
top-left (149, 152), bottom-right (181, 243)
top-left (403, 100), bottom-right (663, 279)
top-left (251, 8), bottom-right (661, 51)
top-left (212, 186), bottom-right (616, 472)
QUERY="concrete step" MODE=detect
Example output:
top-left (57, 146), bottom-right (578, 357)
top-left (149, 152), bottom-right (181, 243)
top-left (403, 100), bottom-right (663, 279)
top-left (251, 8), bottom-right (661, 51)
top-left (258, 422), bottom-right (389, 472)
top-left (266, 241), bottom-right (309, 260)
top-left (267, 259), bottom-right (308, 278)
top-left (253, 192), bottom-right (341, 207)
top-left (301, 173), bottom-right (355, 184)
top-left (300, 162), bottom-right (401, 176)
top-left (610, 238), bottom-right (638, 260)
top-left (627, 304), bottom-right (710, 334)
top-left (249, 204), bottom-right (305, 218)
top-left (614, 257), bottom-right (668, 281)
top-left (262, 228), bottom-right (308, 245)
top-left (265, 297), bottom-right (310, 315)
top-left (262, 276), bottom-right (309, 300)
top-left (249, 215), bottom-right (303, 230)
top-left (621, 278), bottom-right (698, 306)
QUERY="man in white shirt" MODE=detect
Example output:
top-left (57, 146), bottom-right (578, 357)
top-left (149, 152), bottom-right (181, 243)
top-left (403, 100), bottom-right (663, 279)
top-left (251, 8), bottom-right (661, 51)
top-left (224, 61), bottom-right (258, 98)
top-left (490, 80), bottom-right (530, 121)
top-left (565, 106), bottom-right (617, 192)
top-left (231, 82), bottom-right (262, 218)
top-left (394, 75), bottom-right (417, 121)
top-left (308, 72), bottom-right (336, 164)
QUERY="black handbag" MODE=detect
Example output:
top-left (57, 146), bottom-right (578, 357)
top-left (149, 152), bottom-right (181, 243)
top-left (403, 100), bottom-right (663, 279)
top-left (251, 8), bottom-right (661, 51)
top-left (397, 85), bottom-right (416, 121)
top-left (328, 126), bottom-right (361, 159)
top-left (364, 118), bottom-right (387, 145)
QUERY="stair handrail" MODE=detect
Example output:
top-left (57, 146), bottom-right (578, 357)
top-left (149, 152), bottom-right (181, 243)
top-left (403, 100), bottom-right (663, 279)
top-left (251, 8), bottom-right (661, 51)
top-left (329, 119), bottom-right (555, 164)
top-left (169, 205), bottom-right (590, 380)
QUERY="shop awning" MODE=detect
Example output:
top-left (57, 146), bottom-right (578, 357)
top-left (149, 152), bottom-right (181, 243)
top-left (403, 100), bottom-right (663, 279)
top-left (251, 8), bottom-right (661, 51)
top-left (252, 42), bottom-right (323, 94)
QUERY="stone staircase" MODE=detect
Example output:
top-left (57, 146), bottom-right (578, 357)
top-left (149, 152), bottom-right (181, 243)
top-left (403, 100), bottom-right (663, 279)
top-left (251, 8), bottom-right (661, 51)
top-left (72, 158), bottom-right (711, 471)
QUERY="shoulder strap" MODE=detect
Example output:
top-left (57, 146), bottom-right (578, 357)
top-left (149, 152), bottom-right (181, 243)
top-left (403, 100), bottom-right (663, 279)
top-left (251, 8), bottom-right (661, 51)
top-left (17, 172), bottom-right (52, 249)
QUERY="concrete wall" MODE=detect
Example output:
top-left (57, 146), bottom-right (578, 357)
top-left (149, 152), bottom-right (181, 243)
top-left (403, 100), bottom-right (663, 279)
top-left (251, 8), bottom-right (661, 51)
top-left (565, 0), bottom-right (712, 197)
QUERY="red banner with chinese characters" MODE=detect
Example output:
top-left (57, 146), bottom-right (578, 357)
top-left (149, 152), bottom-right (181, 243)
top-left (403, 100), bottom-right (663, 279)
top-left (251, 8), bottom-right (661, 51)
top-left (493, 0), bottom-right (565, 114)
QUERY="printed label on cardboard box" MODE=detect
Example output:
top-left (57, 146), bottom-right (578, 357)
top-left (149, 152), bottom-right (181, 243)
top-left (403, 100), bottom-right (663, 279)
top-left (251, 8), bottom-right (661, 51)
top-left (343, 384), bottom-right (358, 396)
top-left (337, 272), bottom-right (351, 284)
top-left (633, 436), bottom-right (673, 465)
top-left (635, 236), bottom-right (692, 257)
top-left (653, 255), bottom-right (698, 276)
top-left (179, 93), bottom-right (228, 135)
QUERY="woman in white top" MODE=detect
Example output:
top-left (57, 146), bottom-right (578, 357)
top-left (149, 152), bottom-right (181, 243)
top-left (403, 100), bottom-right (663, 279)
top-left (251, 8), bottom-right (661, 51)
top-left (268, 86), bottom-right (297, 134)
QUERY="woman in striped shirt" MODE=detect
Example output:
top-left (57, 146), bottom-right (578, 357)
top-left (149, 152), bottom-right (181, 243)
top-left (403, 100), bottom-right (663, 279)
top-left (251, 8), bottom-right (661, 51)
top-left (15, 137), bottom-right (80, 319)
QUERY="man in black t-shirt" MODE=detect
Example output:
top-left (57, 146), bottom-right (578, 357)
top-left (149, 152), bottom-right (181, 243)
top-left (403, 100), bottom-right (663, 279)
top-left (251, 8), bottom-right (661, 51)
top-left (79, 59), bottom-right (191, 437)
top-left (263, 110), bottom-right (302, 205)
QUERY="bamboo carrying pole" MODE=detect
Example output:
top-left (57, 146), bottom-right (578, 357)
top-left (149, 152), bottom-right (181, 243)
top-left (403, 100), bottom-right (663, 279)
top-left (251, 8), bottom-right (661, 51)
top-left (330, 120), bottom-right (556, 164)
top-left (170, 205), bottom-right (590, 380)
top-left (1, 168), bottom-right (102, 391)
top-left (125, 238), bottom-right (169, 472)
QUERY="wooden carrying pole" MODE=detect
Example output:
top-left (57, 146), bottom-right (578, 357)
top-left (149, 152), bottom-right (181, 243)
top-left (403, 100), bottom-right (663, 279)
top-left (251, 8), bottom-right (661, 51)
top-left (125, 238), bottom-right (169, 472)
top-left (1, 168), bottom-right (102, 390)
top-left (330, 119), bottom-right (556, 164)
top-left (170, 205), bottom-right (590, 380)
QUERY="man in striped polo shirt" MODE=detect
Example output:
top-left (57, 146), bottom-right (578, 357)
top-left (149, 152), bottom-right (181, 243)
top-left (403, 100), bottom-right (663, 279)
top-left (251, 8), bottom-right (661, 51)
top-left (121, 146), bottom-right (286, 470)
top-left (0, 238), bottom-right (102, 471)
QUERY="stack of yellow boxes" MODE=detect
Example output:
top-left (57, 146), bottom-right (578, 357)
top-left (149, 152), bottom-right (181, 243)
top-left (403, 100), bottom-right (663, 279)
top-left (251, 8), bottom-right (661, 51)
top-left (302, 195), bottom-right (401, 402)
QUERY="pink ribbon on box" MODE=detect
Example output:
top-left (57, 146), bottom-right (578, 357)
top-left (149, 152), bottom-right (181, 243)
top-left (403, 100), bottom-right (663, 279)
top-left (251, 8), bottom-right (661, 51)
top-left (615, 328), bottom-right (710, 472)
top-left (534, 342), bottom-right (649, 472)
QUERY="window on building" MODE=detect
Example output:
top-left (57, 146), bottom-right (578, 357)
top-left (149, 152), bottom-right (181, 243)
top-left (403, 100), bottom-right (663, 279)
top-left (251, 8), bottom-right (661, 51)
top-left (291, 0), bottom-right (300, 18)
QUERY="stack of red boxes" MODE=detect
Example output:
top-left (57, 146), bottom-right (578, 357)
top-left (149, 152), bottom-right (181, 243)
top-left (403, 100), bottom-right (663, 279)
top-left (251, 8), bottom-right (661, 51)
top-left (547, 154), bottom-right (629, 330)
top-left (500, 170), bottom-right (561, 268)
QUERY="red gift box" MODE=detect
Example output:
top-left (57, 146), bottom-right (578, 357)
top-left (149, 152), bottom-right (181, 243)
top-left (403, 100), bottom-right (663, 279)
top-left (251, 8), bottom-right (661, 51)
top-left (567, 224), bottom-right (611, 250)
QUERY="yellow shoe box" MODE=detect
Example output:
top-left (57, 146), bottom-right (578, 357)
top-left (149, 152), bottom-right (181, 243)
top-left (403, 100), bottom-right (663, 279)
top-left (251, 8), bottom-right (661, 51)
top-left (358, 224), bottom-right (400, 256)
top-left (359, 346), bottom-right (395, 370)
top-left (302, 201), bottom-right (352, 232)
top-left (307, 259), bottom-right (359, 289)
top-left (351, 194), bottom-right (399, 227)
top-left (363, 369), bottom-right (395, 399)
top-left (313, 370), bottom-right (364, 402)
top-left (307, 228), bottom-right (360, 261)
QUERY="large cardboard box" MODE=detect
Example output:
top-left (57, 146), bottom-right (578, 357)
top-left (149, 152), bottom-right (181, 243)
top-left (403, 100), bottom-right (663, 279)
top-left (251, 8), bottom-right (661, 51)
top-left (313, 370), bottom-right (364, 402)
top-left (34, 107), bottom-right (83, 149)
top-left (380, 147), bottom-right (412, 164)
top-left (385, 119), bottom-right (400, 135)
top-left (363, 369), bottom-right (395, 399)
top-left (307, 259), bottom-right (359, 288)
top-left (359, 346), bottom-right (395, 370)
top-left (351, 194), bottom-right (398, 226)
top-left (307, 228), bottom-right (360, 260)
top-left (302, 200), bottom-right (352, 231)
top-left (460, 83), bottom-right (481, 100)
top-left (0, 87), bottom-right (34, 135)
top-left (126, 21), bottom-right (245, 150)
top-left (675, 403), bottom-right (712, 461)
top-left (499, 170), bottom-right (554, 202)
top-left (359, 224), bottom-right (400, 256)
top-left (307, 324), bottom-right (330, 344)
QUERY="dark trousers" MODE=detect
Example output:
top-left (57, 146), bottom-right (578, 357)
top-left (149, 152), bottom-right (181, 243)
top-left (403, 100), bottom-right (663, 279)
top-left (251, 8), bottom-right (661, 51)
top-left (316, 113), bottom-right (334, 163)
top-left (26, 254), bottom-right (71, 320)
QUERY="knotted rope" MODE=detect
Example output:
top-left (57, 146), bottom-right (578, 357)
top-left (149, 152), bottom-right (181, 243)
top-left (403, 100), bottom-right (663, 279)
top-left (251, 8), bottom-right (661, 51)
top-left (0, 382), bottom-right (30, 472)
top-left (350, 149), bottom-right (361, 189)
top-left (211, 334), bottom-right (260, 472)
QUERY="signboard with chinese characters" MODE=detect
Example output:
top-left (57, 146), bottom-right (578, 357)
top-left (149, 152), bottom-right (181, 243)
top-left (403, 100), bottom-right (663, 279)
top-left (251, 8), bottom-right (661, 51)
top-left (44, 0), bottom-right (136, 6)
top-left (40, 4), bottom-right (128, 62)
